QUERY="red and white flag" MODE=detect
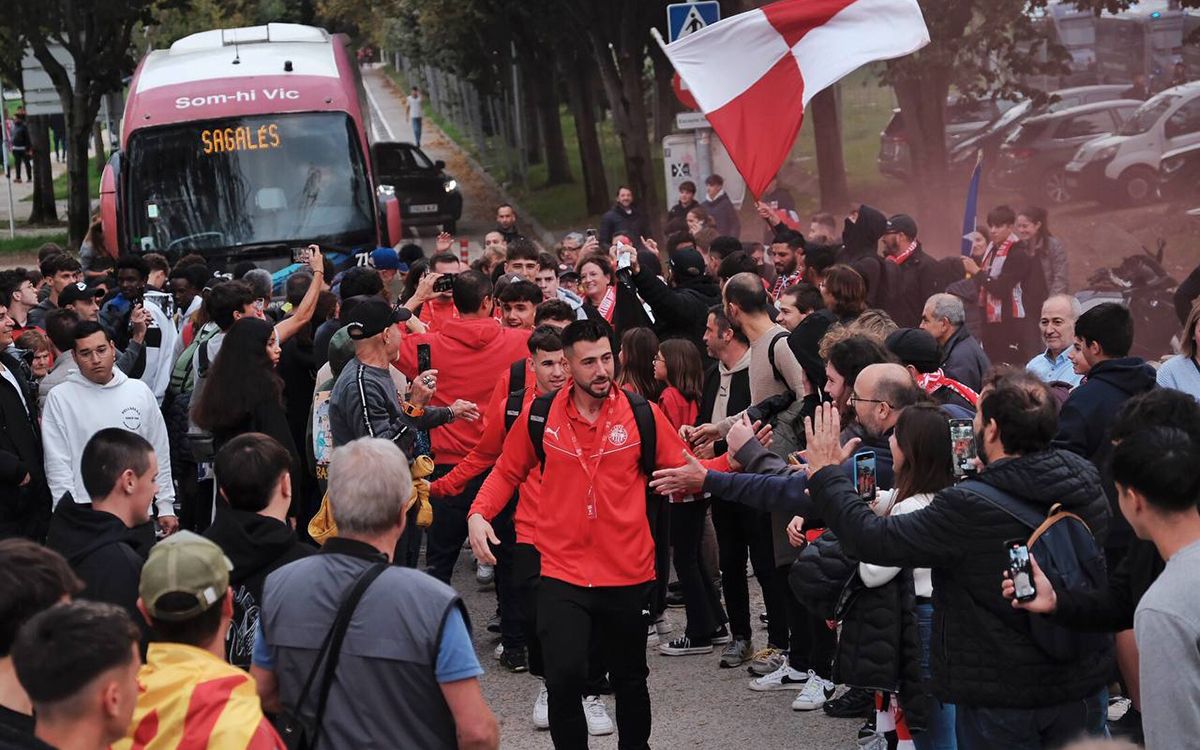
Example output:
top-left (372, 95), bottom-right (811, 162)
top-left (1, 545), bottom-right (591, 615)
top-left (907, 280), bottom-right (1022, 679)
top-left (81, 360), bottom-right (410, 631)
top-left (656, 0), bottom-right (929, 197)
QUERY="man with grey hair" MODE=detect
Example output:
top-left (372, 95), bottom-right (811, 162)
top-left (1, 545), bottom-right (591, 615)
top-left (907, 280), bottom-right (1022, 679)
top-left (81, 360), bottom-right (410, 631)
top-left (921, 292), bottom-right (990, 392)
top-left (253, 437), bottom-right (499, 750)
top-left (1026, 293), bottom-right (1084, 387)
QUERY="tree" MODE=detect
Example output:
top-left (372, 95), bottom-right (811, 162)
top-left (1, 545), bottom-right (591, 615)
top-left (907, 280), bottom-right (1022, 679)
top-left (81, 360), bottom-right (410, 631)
top-left (573, 0), bottom-right (667, 237)
top-left (810, 86), bottom-right (848, 212)
top-left (882, 0), bottom-right (1071, 222)
top-left (3, 0), bottom-right (176, 248)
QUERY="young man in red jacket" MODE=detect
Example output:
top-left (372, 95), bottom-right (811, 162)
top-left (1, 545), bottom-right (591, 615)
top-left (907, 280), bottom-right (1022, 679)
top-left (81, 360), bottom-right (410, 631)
top-left (397, 270), bottom-right (530, 583)
top-left (469, 319), bottom-right (743, 749)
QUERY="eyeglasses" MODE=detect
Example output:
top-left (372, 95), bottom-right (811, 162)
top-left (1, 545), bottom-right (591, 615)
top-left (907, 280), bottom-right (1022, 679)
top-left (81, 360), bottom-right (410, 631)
top-left (653, 355), bottom-right (665, 364)
top-left (848, 393), bottom-right (890, 408)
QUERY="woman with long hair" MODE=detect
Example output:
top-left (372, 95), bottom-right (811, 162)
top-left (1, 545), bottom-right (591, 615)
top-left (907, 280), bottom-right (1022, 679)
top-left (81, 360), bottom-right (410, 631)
top-left (820, 265), bottom-right (868, 323)
top-left (191, 317), bottom-right (300, 516)
top-left (686, 205), bottom-right (714, 238)
top-left (1016, 206), bottom-right (1068, 296)
top-left (857, 403), bottom-right (956, 749)
top-left (654, 339), bottom-right (731, 655)
top-left (616, 327), bottom-right (661, 400)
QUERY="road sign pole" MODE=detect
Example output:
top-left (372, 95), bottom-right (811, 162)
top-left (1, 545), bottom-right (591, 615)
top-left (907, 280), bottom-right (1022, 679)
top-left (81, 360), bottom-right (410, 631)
top-left (695, 128), bottom-right (712, 186)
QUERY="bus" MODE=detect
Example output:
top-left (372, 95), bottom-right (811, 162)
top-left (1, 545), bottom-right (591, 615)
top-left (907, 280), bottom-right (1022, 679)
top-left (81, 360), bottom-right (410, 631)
top-left (99, 23), bottom-right (402, 272)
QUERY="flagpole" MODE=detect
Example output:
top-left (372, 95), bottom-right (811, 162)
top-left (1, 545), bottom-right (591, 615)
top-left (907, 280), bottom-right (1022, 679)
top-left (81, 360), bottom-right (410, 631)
top-left (649, 27), bottom-right (669, 55)
top-left (959, 149), bottom-right (984, 256)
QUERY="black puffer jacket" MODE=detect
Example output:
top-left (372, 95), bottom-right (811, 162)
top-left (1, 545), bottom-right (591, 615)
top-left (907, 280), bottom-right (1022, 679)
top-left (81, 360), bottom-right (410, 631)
top-left (790, 530), bottom-right (928, 730)
top-left (809, 449), bottom-right (1112, 709)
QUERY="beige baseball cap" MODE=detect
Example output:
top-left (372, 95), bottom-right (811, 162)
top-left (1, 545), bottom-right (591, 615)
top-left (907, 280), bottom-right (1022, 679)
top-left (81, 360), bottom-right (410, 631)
top-left (139, 531), bottom-right (232, 622)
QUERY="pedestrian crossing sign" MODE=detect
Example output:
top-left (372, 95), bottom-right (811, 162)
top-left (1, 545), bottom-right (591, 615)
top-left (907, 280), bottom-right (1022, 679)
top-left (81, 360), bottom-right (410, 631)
top-left (667, 1), bottom-right (721, 43)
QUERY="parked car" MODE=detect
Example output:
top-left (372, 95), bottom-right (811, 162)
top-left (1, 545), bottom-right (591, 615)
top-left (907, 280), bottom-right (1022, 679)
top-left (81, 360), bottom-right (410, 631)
top-left (877, 97), bottom-right (1017, 178)
top-left (371, 141), bottom-right (463, 234)
top-left (1159, 141), bottom-right (1200, 199)
top-left (992, 99), bottom-right (1142, 204)
top-left (1066, 81), bottom-right (1200, 205)
top-left (948, 85), bottom-right (1130, 179)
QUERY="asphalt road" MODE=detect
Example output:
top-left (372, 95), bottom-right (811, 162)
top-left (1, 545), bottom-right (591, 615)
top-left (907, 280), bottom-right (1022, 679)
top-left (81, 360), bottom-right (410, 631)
top-left (448, 556), bottom-right (861, 749)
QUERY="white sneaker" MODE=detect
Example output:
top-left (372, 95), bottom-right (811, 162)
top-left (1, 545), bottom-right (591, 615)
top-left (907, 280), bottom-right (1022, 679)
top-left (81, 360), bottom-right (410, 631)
top-left (791, 671), bottom-right (836, 710)
top-left (532, 684), bottom-right (549, 730)
top-left (646, 623), bottom-right (659, 647)
top-left (493, 643), bottom-right (504, 661)
top-left (582, 695), bottom-right (614, 736)
top-left (748, 663), bottom-right (810, 691)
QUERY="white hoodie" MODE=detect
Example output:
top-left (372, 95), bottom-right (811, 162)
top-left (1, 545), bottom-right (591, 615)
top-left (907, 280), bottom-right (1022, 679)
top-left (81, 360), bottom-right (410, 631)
top-left (42, 368), bottom-right (175, 518)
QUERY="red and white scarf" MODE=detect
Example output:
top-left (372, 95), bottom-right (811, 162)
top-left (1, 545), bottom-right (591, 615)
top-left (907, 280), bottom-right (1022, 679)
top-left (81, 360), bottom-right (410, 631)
top-left (595, 286), bottom-right (617, 323)
top-left (980, 236), bottom-right (1024, 324)
top-left (916, 369), bottom-right (979, 407)
top-left (887, 240), bottom-right (919, 265)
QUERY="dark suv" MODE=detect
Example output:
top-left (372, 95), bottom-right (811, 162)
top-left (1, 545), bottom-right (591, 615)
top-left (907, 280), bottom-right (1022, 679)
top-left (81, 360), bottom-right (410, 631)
top-left (372, 142), bottom-right (463, 234)
top-left (992, 99), bottom-right (1141, 204)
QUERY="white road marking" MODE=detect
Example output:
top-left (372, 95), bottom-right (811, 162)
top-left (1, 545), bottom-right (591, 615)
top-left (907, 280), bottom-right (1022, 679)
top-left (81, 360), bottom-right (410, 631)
top-left (362, 73), bottom-right (397, 142)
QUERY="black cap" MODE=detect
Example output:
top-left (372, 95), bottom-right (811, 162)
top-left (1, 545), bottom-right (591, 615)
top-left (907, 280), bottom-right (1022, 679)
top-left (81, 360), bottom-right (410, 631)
top-left (885, 327), bottom-right (941, 373)
top-left (884, 213), bottom-right (918, 239)
top-left (669, 247), bottom-right (705, 279)
top-left (343, 297), bottom-right (412, 340)
top-left (58, 282), bottom-right (104, 306)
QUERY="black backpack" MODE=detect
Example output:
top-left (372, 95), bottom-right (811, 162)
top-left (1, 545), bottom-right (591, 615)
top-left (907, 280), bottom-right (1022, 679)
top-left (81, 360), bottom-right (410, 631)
top-left (504, 359), bottom-right (527, 432)
top-left (959, 480), bottom-right (1110, 663)
top-left (526, 388), bottom-right (657, 477)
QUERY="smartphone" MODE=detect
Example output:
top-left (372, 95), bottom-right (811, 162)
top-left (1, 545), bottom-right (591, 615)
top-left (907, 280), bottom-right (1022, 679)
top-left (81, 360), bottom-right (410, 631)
top-left (417, 343), bottom-right (432, 374)
top-left (432, 273), bottom-right (456, 293)
top-left (852, 451), bottom-right (877, 502)
top-left (586, 228), bottom-right (598, 240)
top-left (617, 249), bottom-right (632, 270)
top-left (1006, 539), bottom-right (1037, 602)
top-left (787, 451), bottom-right (805, 467)
top-left (291, 246), bottom-right (311, 264)
top-left (949, 419), bottom-right (977, 478)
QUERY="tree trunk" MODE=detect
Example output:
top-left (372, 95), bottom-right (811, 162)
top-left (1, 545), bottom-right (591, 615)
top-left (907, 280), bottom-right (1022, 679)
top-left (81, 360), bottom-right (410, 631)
top-left (590, 34), bottom-right (661, 238)
top-left (810, 86), bottom-right (849, 213)
top-left (650, 45), bottom-right (678, 144)
top-left (66, 99), bottom-right (96, 249)
top-left (891, 70), bottom-right (953, 243)
top-left (534, 65), bottom-right (572, 185)
top-left (566, 58), bottom-right (609, 215)
top-left (26, 116), bottom-right (58, 225)
top-left (520, 65), bottom-right (542, 166)
top-left (92, 121), bottom-right (105, 174)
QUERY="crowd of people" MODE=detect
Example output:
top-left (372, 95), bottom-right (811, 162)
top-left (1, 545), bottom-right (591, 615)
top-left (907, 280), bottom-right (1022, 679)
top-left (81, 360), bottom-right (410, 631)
top-left (0, 182), bottom-right (1197, 750)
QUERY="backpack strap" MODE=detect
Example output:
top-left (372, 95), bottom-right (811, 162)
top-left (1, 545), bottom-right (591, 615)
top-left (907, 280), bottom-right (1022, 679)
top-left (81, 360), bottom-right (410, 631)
top-left (957, 479), bottom-right (1046, 531)
top-left (622, 389), bottom-right (657, 478)
top-left (505, 360), bottom-right (528, 433)
top-left (765, 330), bottom-right (790, 385)
top-left (527, 390), bottom-right (557, 470)
top-left (196, 340), bottom-right (212, 379)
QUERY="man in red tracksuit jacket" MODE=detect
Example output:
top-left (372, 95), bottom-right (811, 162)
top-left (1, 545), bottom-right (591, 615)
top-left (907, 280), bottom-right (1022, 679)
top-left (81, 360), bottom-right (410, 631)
top-left (469, 319), bottom-right (738, 749)
top-left (396, 269), bottom-right (530, 582)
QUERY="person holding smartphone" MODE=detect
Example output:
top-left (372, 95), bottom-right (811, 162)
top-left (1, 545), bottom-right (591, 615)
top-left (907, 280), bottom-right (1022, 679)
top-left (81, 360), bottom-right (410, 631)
top-left (802, 371), bottom-right (1112, 749)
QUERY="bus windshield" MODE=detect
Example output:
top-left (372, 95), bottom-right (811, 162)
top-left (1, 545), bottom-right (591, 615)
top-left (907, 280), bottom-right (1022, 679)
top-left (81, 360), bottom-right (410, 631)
top-left (126, 112), bottom-right (375, 255)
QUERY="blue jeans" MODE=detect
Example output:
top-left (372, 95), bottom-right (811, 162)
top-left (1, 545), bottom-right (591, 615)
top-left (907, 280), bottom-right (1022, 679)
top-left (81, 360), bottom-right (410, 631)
top-left (913, 601), bottom-right (956, 750)
top-left (412, 117), bottom-right (423, 145)
top-left (956, 688), bottom-right (1107, 750)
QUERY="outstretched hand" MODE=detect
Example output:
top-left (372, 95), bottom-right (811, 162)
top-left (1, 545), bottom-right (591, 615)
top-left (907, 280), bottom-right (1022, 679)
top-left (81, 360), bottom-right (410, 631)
top-left (803, 403), bottom-right (860, 475)
top-left (649, 451), bottom-right (707, 497)
top-left (1001, 554), bottom-right (1057, 614)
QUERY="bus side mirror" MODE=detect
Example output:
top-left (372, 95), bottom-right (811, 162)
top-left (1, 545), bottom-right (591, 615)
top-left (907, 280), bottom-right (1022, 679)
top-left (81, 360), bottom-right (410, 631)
top-left (100, 156), bottom-right (120, 259)
top-left (385, 196), bottom-right (403, 246)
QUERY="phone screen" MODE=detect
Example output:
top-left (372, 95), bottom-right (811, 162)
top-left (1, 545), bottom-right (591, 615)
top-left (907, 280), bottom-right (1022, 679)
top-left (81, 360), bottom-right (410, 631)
top-left (1007, 540), bottom-right (1037, 602)
top-left (417, 344), bottom-right (432, 374)
top-left (292, 246), bottom-right (311, 264)
top-left (433, 273), bottom-right (456, 294)
top-left (949, 419), bottom-right (977, 478)
top-left (853, 451), bottom-right (877, 502)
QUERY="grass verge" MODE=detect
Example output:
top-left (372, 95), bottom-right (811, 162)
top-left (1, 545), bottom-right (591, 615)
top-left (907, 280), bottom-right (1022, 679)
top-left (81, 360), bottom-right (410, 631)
top-left (0, 232), bottom-right (68, 254)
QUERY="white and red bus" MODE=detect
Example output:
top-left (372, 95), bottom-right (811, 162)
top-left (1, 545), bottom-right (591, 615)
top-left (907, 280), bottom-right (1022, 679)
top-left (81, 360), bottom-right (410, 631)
top-left (100, 23), bottom-right (402, 271)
